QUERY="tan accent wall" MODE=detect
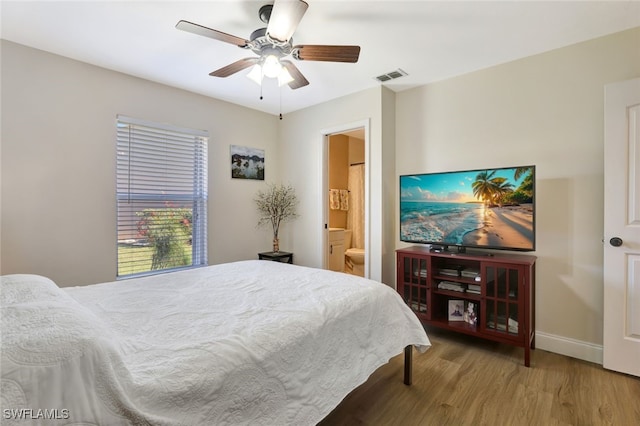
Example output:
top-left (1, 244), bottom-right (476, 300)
top-left (328, 134), bottom-right (349, 229)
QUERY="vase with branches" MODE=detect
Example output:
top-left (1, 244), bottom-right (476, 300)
top-left (254, 183), bottom-right (299, 253)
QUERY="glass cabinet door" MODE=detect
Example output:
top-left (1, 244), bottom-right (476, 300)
top-left (400, 255), bottom-right (429, 319)
top-left (484, 264), bottom-right (521, 337)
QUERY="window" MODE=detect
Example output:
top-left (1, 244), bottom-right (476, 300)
top-left (116, 115), bottom-right (208, 278)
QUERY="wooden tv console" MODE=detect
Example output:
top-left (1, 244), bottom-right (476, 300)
top-left (397, 246), bottom-right (536, 366)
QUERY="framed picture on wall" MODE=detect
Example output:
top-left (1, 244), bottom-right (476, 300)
top-left (231, 145), bottom-right (264, 180)
top-left (448, 299), bottom-right (465, 321)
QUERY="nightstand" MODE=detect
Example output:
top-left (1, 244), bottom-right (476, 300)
top-left (258, 251), bottom-right (294, 264)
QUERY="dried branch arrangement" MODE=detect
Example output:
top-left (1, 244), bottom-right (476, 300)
top-left (254, 183), bottom-right (299, 251)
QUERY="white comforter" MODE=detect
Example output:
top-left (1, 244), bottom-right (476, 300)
top-left (1, 260), bottom-right (430, 425)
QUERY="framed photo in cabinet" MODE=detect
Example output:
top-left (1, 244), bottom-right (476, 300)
top-left (464, 301), bottom-right (478, 325)
top-left (448, 300), bottom-right (465, 321)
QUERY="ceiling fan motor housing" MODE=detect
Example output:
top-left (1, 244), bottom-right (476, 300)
top-left (249, 27), bottom-right (292, 58)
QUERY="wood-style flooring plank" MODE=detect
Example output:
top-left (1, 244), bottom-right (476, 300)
top-left (319, 327), bottom-right (640, 425)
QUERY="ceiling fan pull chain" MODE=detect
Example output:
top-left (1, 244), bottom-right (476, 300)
top-left (259, 76), bottom-right (264, 100)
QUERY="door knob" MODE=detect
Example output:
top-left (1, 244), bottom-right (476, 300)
top-left (609, 237), bottom-right (623, 247)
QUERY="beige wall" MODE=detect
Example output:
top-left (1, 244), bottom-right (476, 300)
top-left (396, 27), bottom-right (640, 361)
top-left (1, 41), bottom-right (280, 287)
top-left (381, 86), bottom-right (397, 285)
top-left (278, 87), bottom-right (396, 283)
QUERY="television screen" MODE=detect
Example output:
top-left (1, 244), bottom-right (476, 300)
top-left (400, 165), bottom-right (535, 252)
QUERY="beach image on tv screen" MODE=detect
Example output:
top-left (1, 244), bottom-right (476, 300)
top-left (400, 166), bottom-right (535, 251)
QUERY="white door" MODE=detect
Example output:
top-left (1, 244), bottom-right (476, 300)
top-left (603, 77), bottom-right (640, 377)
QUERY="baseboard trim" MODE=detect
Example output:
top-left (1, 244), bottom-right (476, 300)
top-left (535, 331), bottom-right (603, 365)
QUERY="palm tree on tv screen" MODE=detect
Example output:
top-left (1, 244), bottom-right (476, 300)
top-left (472, 170), bottom-right (513, 206)
top-left (516, 167), bottom-right (534, 199)
top-left (471, 170), bottom-right (497, 203)
top-left (472, 167), bottom-right (535, 207)
top-left (472, 170), bottom-right (518, 207)
top-left (490, 177), bottom-right (515, 206)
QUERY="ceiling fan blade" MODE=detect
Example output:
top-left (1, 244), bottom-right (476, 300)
top-left (281, 60), bottom-right (309, 90)
top-left (266, 0), bottom-right (309, 43)
top-left (176, 20), bottom-right (249, 48)
top-left (293, 45), bottom-right (360, 63)
top-left (210, 58), bottom-right (259, 78)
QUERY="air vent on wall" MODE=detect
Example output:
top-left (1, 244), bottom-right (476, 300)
top-left (374, 68), bottom-right (408, 82)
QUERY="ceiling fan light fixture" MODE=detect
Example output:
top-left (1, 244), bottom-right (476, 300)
top-left (246, 64), bottom-right (264, 85)
top-left (247, 56), bottom-right (292, 87)
top-left (277, 67), bottom-right (294, 87)
top-left (262, 54), bottom-right (283, 78)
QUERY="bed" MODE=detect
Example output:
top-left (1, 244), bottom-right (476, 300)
top-left (1, 260), bottom-right (430, 425)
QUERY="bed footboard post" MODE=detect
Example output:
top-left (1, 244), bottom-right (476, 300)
top-left (404, 345), bottom-right (412, 385)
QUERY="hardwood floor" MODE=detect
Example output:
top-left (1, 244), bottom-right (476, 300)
top-left (319, 327), bottom-right (640, 425)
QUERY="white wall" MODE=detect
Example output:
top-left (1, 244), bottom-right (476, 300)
top-left (1, 40), bottom-right (279, 287)
top-left (396, 27), bottom-right (640, 361)
top-left (278, 87), bottom-right (397, 283)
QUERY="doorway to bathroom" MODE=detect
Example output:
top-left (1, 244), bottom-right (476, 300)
top-left (324, 125), bottom-right (367, 277)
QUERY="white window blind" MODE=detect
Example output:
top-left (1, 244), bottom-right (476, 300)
top-left (116, 115), bottom-right (208, 278)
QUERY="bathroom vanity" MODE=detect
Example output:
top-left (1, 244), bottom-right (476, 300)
top-left (328, 228), bottom-right (345, 272)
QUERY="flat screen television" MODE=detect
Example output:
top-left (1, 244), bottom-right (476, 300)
top-left (400, 165), bottom-right (535, 252)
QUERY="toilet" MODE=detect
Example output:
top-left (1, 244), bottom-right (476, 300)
top-left (344, 229), bottom-right (365, 277)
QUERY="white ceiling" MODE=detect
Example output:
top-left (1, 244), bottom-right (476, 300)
top-left (2, 1), bottom-right (639, 116)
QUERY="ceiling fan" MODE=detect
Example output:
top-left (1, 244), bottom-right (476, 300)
top-left (176, 0), bottom-right (360, 90)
